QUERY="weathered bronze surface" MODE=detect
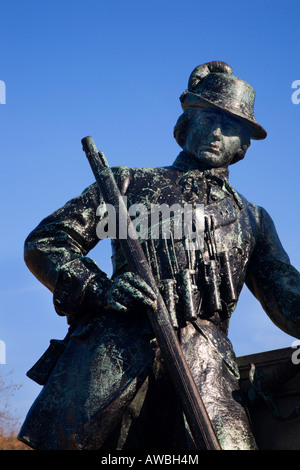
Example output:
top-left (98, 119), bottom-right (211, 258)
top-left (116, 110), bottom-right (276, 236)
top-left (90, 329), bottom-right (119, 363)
top-left (18, 61), bottom-right (300, 450)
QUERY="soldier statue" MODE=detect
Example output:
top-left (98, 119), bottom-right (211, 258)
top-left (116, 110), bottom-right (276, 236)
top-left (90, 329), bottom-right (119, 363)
top-left (18, 61), bottom-right (300, 450)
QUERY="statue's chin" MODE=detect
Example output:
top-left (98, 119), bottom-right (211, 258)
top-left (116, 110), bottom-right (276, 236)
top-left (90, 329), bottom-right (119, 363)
top-left (193, 150), bottom-right (228, 169)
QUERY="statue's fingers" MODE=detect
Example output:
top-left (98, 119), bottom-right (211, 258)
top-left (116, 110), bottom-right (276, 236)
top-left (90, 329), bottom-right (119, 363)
top-left (106, 288), bottom-right (130, 313)
top-left (118, 282), bottom-right (157, 309)
top-left (107, 298), bottom-right (128, 314)
top-left (121, 273), bottom-right (157, 301)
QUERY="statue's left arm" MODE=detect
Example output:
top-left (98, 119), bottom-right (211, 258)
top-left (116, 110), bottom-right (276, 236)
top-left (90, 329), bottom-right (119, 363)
top-left (245, 207), bottom-right (300, 339)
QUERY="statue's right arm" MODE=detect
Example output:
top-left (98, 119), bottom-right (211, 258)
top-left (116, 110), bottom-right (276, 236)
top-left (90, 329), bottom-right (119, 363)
top-left (24, 168), bottom-right (157, 324)
top-left (24, 181), bottom-right (113, 323)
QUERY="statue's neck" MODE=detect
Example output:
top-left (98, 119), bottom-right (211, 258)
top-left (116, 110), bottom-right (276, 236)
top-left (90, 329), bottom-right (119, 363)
top-left (171, 151), bottom-right (229, 179)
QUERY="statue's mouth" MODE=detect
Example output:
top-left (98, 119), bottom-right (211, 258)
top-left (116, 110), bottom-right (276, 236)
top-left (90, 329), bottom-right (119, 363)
top-left (199, 143), bottom-right (222, 154)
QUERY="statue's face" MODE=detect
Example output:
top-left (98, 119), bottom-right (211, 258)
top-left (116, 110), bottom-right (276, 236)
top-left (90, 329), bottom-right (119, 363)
top-left (184, 109), bottom-right (246, 168)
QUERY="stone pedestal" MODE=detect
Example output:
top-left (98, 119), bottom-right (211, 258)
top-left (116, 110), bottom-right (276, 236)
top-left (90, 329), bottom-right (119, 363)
top-left (237, 347), bottom-right (300, 450)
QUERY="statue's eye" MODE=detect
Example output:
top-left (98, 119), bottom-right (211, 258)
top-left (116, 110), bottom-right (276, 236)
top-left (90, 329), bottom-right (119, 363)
top-left (223, 120), bottom-right (238, 134)
top-left (199, 116), bottom-right (213, 127)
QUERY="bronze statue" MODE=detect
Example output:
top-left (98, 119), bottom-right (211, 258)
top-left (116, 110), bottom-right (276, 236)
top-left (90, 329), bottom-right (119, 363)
top-left (18, 61), bottom-right (300, 450)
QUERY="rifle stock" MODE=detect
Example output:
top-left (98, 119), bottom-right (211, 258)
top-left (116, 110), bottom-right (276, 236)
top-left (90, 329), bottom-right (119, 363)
top-left (81, 135), bottom-right (221, 451)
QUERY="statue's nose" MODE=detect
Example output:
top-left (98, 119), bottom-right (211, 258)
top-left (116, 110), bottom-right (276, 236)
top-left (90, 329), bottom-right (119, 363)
top-left (209, 124), bottom-right (222, 140)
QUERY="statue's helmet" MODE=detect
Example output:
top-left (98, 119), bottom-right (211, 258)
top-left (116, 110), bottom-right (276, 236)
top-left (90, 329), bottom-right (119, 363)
top-left (174, 61), bottom-right (267, 148)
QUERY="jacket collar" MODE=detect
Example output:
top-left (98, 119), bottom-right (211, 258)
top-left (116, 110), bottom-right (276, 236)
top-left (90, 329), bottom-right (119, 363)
top-left (171, 151), bottom-right (229, 180)
top-left (170, 151), bottom-right (244, 210)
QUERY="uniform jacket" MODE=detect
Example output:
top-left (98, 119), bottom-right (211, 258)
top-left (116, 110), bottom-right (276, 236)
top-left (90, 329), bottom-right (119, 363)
top-left (24, 153), bottom-right (300, 339)
top-left (19, 153), bottom-right (300, 449)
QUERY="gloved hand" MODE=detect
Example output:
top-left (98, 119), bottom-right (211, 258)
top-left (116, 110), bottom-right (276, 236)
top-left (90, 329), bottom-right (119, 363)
top-left (53, 257), bottom-right (113, 325)
top-left (106, 272), bottom-right (157, 314)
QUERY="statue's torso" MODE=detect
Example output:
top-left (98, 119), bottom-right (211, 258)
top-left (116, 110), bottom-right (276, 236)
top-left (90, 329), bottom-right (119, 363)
top-left (111, 166), bottom-right (260, 333)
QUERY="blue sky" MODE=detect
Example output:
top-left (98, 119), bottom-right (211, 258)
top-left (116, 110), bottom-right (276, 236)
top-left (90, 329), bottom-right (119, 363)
top-left (0, 0), bottom-right (299, 425)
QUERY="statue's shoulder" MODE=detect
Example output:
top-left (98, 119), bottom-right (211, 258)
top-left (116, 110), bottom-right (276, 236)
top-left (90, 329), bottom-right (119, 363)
top-left (127, 165), bottom-right (178, 184)
top-left (129, 165), bottom-right (173, 176)
top-left (234, 189), bottom-right (266, 226)
top-left (81, 166), bottom-right (172, 201)
top-left (111, 165), bottom-right (131, 175)
top-left (112, 165), bottom-right (174, 193)
top-left (112, 164), bottom-right (173, 180)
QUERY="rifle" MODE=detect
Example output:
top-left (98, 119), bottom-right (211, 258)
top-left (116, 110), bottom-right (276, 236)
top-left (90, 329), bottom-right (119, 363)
top-left (81, 136), bottom-right (221, 451)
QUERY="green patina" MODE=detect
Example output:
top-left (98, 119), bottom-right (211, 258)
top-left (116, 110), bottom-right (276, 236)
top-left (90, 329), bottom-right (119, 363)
top-left (19, 61), bottom-right (300, 451)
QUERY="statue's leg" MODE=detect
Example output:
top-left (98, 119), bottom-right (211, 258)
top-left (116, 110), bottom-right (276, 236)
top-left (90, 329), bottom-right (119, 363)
top-left (180, 319), bottom-right (258, 450)
top-left (18, 312), bottom-right (155, 450)
top-left (111, 344), bottom-right (195, 451)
